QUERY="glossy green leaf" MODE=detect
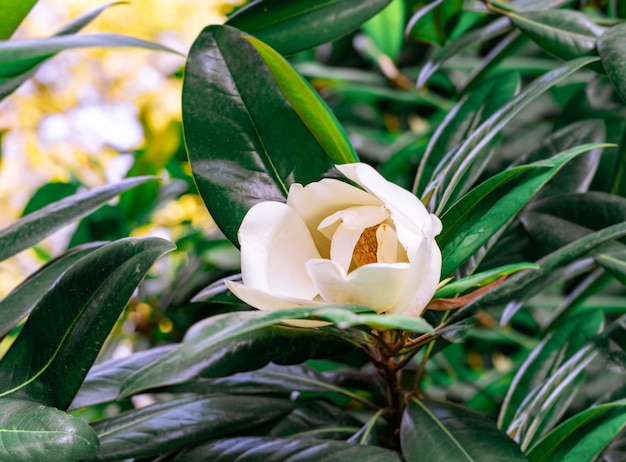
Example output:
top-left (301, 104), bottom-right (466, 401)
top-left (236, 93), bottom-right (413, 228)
top-left (449, 220), bottom-right (626, 323)
top-left (243, 35), bottom-right (358, 165)
top-left (267, 400), bottom-right (362, 438)
top-left (433, 57), bottom-right (600, 214)
top-left (0, 398), bottom-right (99, 461)
top-left (170, 436), bottom-right (402, 462)
top-left (0, 0), bottom-right (38, 39)
top-left (0, 176), bottom-right (157, 263)
top-left (69, 344), bottom-right (179, 410)
top-left (508, 9), bottom-right (604, 60)
top-left (84, 395), bottom-right (295, 461)
top-left (120, 306), bottom-right (369, 397)
top-left (527, 401), bottom-right (626, 462)
top-left (0, 242), bottom-right (103, 337)
top-left (401, 398), bottom-right (526, 461)
top-left (362, 0), bottom-right (404, 59)
top-left (415, 71), bottom-right (520, 196)
top-left (439, 144), bottom-right (609, 277)
top-left (406, 0), bottom-right (462, 46)
top-left (0, 237), bottom-right (175, 410)
top-left (498, 312), bottom-right (604, 436)
top-left (183, 25), bottom-right (335, 245)
top-left (599, 23), bottom-right (626, 103)
top-left (433, 262), bottom-right (539, 299)
top-left (225, 0), bottom-right (392, 56)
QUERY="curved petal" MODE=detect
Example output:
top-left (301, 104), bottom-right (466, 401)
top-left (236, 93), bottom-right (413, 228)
top-left (287, 179), bottom-right (381, 257)
top-left (225, 281), bottom-right (327, 327)
top-left (388, 236), bottom-right (442, 317)
top-left (337, 163), bottom-right (436, 246)
top-left (306, 258), bottom-right (411, 314)
top-left (238, 201), bottom-right (320, 299)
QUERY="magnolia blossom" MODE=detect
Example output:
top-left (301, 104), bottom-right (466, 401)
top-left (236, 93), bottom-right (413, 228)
top-left (226, 163), bottom-right (442, 319)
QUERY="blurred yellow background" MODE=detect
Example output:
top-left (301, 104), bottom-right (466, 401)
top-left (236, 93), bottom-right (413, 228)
top-left (0, 0), bottom-right (238, 296)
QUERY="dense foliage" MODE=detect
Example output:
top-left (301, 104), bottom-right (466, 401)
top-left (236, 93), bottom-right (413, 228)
top-left (2, 0), bottom-right (626, 460)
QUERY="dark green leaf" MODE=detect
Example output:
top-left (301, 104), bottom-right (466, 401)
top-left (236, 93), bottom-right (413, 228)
top-left (84, 395), bottom-right (295, 461)
top-left (170, 436), bottom-right (402, 462)
top-left (0, 398), bottom-right (99, 461)
top-left (0, 237), bottom-right (175, 410)
top-left (0, 242), bottom-right (103, 337)
top-left (119, 307), bottom-right (369, 397)
top-left (406, 0), bottom-right (463, 46)
top-left (401, 398), bottom-right (526, 461)
top-left (267, 400), bottom-right (362, 438)
top-left (508, 10), bottom-right (604, 60)
top-left (599, 23), bottom-right (626, 103)
top-left (183, 25), bottom-right (335, 245)
top-left (0, 176), bottom-right (157, 263)
top-left (69, 344), bottom-right (178, 410)
top-left (226, 0), bottom-right (392, 56)
top-left (527, 401), bottom-right (626, 462)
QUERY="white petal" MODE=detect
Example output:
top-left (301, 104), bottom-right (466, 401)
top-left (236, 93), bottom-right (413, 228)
top-left (337, 163), bottom-right (435, 242)
top-left (318, 206), bottom-right (389, 236)
top-left (376, 223), bottom-right (399, 263)
top-left (328, 224), bottom-right (362, 272)
top-left (238, 201), bottom-right (320, 299)
top-left (287, 179), bottom-right (381, 257)
top-left (387, 235), bottom-right (442, 317)
top-left (306, 258), bottom-right (411, 314)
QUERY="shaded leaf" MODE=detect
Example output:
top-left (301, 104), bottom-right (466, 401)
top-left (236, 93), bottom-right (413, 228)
top-left (226, 0), bottom-right (392, 56)
top-left (0, 176), bottom-right (157, 263)
top-left (597, 23), bottom-right (626, 102)
top-left (0, 398), bottom-right (99, 462)
top-left (0, 238), bottom-right (175, 410)
top-left (406, 0), bottom-right (462, 46)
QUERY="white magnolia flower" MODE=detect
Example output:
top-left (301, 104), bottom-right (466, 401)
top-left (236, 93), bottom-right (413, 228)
top-left (226, 163), bottom-right (442, 320)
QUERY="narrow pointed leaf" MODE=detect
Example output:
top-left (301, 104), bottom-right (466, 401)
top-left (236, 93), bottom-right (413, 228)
top-left (0, 176), bottom-right (157, 263)
top-left (0, 237), bottom-right (175, 410)
top-left (171, 436), bottom-right (402, 462)
top-left (508, 10), bottom-right (604, 60)
top-left (183, 25), bottom-right (334, 245)
top-left (362, 0), bottom-right (405, 59)
top-left (226, 0), bottom-right (392, 56)
top-left (0, 242), bottom-right (103, 337)
top-left (401, 398), bottom-right (526, 461)
top-left (243, 35), bottom-right (358, 164)
top-left (84, 395), bottom-right (295, 461)
top-left (527, 401), bottom-right (626, 462)
top-left (0, 0), bottom-right (38, 40)
top-left (0, 398), bottom-right (99, 461)
top-left (406, 0), bottom-right (462, 46)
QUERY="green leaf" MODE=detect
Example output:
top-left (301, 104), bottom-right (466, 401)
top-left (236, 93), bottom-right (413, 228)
top-left (598, 23), bottom-right (626, 103)
top-left (362, 0), bottom-right (404, 60)
top-left (498, 312), bottom-right (604, 436)
top-left (434, 262), bottom-right (539, 299)
top-left (406, 0), bottom-right (462, 46)
top-left (414, 70), bottom-right (520, 196)
top-left (0, 0), bottom-right (38, 39)
top-left (526, 401), bottom-right (626, 462)
top-left (439, 144), bottom-right (609, 277)
top-left (0, 176), bottom-right (157, 263)
top-left (69, 344), bottom-right (178, 410)
top-left (119, 306), bottom-right (369, 397)
top-left (170, 436), bottom-right (403, 462)
top-left (225, 0), bottom-right (392, 56)
top-left (243, 35), bottom-right (358, 165)
top-left (0, 398), bottom-right (99, 461)
top-left (0, 237), bottom-right (175, 410)
top-left (508, 9), bottom-right (604, 60)
top-left (183, 25), bottom-right (335, 246)
top-left (433, 57), bottom-right (601, 214)
top-left (401, 398), bottom-right (527, 461)
top-left (449, 220), bottom-right (626, 323)
top-left (0, 242), bottom-right (103, 337)
top-left (84, 395), bottom-right (296, 461)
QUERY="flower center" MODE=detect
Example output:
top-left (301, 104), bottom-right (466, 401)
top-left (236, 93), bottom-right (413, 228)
top-left (352, 225), bottom-right (379, 268)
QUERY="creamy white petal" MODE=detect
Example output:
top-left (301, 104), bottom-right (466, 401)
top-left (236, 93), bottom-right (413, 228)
top-left (306, 258), bottom-right (411, 314)
top-left (238, 201), bottom-right (319, 299)
top-left (319, 206), bottom-right (388, 236)
top-left (387, 236), bottom-right (442, 316)
top-left (328, 224), bottom-right (362, 272)
top-left (376, 223), bottom-right (399, 264)
top-left (287, 179), bottom-right (381, 257)
top-left (337, 163), bottom-right (435, 245)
